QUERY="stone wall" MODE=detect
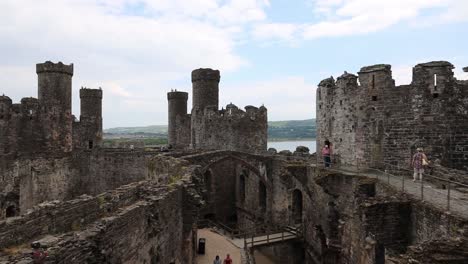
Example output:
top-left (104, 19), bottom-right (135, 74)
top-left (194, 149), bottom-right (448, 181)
top-left (0, 160), bottom-right (203, 264)
top-left (191, 104), bottom-right (268, 153)
top-left (317, 61), bottom-right (468, 172)
top-left (0, 149), bottom-right (181, 219)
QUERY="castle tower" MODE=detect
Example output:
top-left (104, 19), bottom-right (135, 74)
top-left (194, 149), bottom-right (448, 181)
top-left (36, 61), bottom-right (74, 152)
top-left (167, 91), bottom-right (189, 148)
top-left (191, 68), bottom-right (220, 111)
top-left (79, 88), bottom-right (103, 149)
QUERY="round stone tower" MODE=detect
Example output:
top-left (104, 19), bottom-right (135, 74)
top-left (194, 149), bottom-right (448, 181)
top-left (36, 61), bottom-right (74, 152)
top-left (80, 88), bottom-right (103, 149)
top-left (167, 91), bottom-right (188, 148)
top-left (191, 68), bottom-right (220, 111)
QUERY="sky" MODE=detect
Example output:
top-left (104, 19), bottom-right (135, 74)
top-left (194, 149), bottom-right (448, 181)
top-left (0, 0), bottom-right (467, 128)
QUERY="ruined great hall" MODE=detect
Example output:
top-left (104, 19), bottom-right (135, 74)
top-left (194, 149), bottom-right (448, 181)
top-left (0, 61), bottom-right (468, 264)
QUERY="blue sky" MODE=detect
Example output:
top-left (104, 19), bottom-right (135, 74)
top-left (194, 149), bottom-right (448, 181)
top-left (1, 0), bottom-right (467, 128)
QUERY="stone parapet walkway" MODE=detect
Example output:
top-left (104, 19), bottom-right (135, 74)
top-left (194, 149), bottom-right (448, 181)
top-left (323, 165), bottom-right (468, 219)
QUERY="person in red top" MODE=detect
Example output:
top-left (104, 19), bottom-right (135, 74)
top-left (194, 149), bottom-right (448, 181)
top-left (322, 142), bottom-right (332, 168)
top-left (224, 254), bottom-right (233, 264)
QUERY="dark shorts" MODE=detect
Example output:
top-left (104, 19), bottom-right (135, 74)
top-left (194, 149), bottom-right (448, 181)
top-left (324, 156), bottom-right (331, 167)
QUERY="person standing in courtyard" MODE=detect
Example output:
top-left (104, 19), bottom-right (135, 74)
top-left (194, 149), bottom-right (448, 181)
top-left (322, 142), bottom-right (332, 168)
top-left (412, 147), bottom-right (429, 182)
top-left (224, 254), bottom-right (233, 264)
top-left (213, 255), bottom-right (222, 264)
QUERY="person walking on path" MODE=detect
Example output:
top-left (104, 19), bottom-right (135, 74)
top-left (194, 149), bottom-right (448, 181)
top-left (412, 147), bottom-right (429, 182)
top-left (322, 143), bottom-right (332, 168)
top-left (223, 254), bottom-right (233, 264)
top-left (213, 255), bottom-right (222, 264)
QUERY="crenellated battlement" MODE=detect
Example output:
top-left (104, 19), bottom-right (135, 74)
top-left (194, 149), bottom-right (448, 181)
top-left (358, 64), bottom-right (392, 74)
top-left (203, 104), bottom-right (267, 119)
top-left (36, 61), bottom-right (74, 75)
top-left (318, 77), bottom-right (335, 88)
top-left (80, 87), bottom-right (103, 98)
top-left (191, 68), bottom-right (220, 82)
top-left (167, 91), bottom-right (188, 100)
top-left (0, 95), bottom-right (12, 106)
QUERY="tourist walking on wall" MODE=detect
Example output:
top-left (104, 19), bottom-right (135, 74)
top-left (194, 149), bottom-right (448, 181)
top-left (322, 142), bottom-right (332, 168)
top-left (224, 254), bottom-right (233, 264)
top-left (412, 148), bottom-right (429, 182)
top-left (213, 255), bottom-right (222, 264)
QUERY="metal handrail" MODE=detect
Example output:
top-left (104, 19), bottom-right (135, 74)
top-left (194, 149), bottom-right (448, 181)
top-left (355, 160), bottom-right (468, 213)
top-left (198, 219), bottom-right (271, 239)
top-left (372, 161), bottom-right (468, 188)
top-left (243, 225), bottom-right (302, 248)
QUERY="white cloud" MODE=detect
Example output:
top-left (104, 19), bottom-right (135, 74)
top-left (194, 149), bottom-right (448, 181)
top-left (220, 76), bottom-right (317, 120)
top-left (255, 0), bottom-right (468, 42)
top-left (252, 23), bottom-right (301, 45)
top-left (0, 0), bottom-right (272, 127)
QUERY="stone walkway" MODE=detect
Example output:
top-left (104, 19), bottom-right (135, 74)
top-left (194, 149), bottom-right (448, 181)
top-left (327, 166), bottom-right (468, 219)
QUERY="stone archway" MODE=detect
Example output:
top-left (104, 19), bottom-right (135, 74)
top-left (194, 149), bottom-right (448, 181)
top-left (292, 189), bottom-right (303, 224)
top-left (6, 205), bottom-right (16, 218)
top-left (199, 154), bottom-right (268, 228)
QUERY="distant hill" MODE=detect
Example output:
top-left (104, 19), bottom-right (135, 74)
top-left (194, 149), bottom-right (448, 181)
top-left (104, 119), bottom-right (316, 141)
top-left (268, 119), bottom-right (316, 141)
top-left (105, 125), bottom-right (167, 134)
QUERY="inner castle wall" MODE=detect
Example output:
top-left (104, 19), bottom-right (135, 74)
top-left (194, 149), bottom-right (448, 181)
top-left (168, 68), bottom-right (268, 153)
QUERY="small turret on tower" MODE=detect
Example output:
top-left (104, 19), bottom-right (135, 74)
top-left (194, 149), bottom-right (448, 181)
top-left (358, 64), bottom-right (394, 102)
top-left (191, 68), bottom-right (220, 111)
top-left (412, 61), bottom-right (454, 96)
top-left (79, 87), bottom-right (103, 149)
top-left (167, 91), bottom-right (189, 148)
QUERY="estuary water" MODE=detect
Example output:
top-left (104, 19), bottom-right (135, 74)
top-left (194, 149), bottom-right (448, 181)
top-left (267, 140), bottom-right (316, 153)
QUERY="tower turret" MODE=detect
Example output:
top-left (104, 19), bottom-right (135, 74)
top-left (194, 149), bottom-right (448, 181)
top-left (0, 95), bottom-right (12, 121)
top-left (36, 61), bottom-right (74, 152)
top-left (167, 91), bottom-right (189, 148)
top-left (79, 88), bottom-right (103, 149)
top-left (412, 61), bottom-right (454, 96)
top-left (191, 68), bottom-right (220, 111)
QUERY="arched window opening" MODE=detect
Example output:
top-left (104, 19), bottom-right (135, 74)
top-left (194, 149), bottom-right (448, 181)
top-left (259, 181), bottom-right (267, 211)
top-left (6, 205), bottom-right (16, 218)
top-left (239, 174), bottom-right (246, 203)
top-left (292, 189), bottom-right (303, 224)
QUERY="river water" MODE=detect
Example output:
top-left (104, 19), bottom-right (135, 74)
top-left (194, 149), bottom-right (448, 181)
top-left (267, 140), bottom-right (316, 153)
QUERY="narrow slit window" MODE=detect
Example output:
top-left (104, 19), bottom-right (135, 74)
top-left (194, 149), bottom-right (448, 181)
top-left (88, 140), bottom-right (94, 149)
top-left (372, 75), bottom-right (375, 89)
top-left (434, 73), bottom-right (438, 89)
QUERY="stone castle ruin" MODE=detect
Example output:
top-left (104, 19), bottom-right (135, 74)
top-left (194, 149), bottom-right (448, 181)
top-left (0, 60), bottom-right (467, 264)
top-left (167, 68), bottom-right (268, 153)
